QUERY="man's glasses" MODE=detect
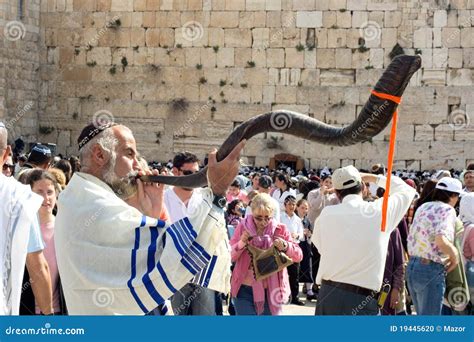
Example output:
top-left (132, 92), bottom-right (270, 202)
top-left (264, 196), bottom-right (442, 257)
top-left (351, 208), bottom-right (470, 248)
top-left (2, 164), bottom-right (14, 171)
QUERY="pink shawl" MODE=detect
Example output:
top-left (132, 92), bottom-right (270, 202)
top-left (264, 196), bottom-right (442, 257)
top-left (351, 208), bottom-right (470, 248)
top-left (231, 215), bottom-right (291, 315)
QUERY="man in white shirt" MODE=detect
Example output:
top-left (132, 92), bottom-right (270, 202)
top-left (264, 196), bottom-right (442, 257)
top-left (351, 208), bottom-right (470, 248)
top-left (0, 123), bottom-right (53, 315)
top-left (164, 152), bottom-right (217, 315)
top-left (280, 195), bottom-right (305, 305)
top-left (462, 169), bottom-right (474, 193)
top-left (311, 165), bottom-right (416, 315)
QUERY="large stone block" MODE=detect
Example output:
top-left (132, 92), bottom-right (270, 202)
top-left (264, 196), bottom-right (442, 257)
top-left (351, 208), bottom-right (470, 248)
top-left (320, 69), bottom-right (355, 86)
top-left (224, 29), bottom-right (252, 47)
top-left (111, 0), bottom-right (133, 11)
top-left (335, 48), bottom-right (352, 69)
top-left (296, 11), bottom-right (323, 27)
top-left (352, 11), bottom-right (368, 28)
top-left (210, 11), bottom-right (239, 28)
top-left (316, 48), bottom-right (336, 68)
top-left (285, 48), bottom-right (304, 68)
top-left (447, 69), bottom-right (473, 86)
top-left (327, 29), bottom-right (347, 48)
top-left (266, 48), bottom-right (285, 67)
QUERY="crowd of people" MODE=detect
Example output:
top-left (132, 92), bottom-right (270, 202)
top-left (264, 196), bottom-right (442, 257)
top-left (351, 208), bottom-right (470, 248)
top-left (1, 120), bottom-right (473, 316)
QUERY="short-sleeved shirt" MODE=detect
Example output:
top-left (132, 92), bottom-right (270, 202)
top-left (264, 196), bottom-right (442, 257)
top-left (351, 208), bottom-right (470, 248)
top-left (408, 201), bottom-right (456, 264)
top-left (27, 218), bottom-right (45, 253)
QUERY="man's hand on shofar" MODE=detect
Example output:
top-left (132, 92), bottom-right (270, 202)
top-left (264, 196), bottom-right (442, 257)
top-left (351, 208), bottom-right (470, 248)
top-left (207, 140), bottom-right (246, 196)
top-left (136, 169), bottom-right (164, 218)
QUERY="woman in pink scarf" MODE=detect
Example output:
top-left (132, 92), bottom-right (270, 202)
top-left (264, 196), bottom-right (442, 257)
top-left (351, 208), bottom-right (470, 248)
top-left (230, 193), bottom-right (303, 315)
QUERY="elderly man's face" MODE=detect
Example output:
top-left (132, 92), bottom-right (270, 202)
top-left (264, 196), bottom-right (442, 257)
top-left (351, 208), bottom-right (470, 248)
top-left (113, 126), bottom-right (140, 178)
top-left (101, 126), bottom-right (140, 199)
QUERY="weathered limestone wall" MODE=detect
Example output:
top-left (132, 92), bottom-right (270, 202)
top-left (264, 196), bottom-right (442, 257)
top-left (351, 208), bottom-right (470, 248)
top-left (0, 0), bottom-right (41, 142)
top-left (4, 0), bottom-right (474, 170)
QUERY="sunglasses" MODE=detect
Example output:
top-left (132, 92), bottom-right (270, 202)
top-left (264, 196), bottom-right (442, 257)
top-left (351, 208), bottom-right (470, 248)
top-left (180, 169), bottom-right (197, 176)
top-left (2, 164), bottom-right (14, 171)
top-left (254, 215), bottom-right (271, 222)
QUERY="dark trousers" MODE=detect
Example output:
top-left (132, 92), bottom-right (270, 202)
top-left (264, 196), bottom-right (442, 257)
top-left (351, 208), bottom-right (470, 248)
top-left (287, 263), bottom-right (300, 301)
top-left (315, 283), bottom-right (379, 315)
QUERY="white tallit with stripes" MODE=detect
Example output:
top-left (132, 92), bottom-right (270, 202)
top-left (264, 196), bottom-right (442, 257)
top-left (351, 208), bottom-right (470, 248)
top-left (55, 172), bottom-right (230, 315)
top-left (0, 174), bottom-right (43, 315)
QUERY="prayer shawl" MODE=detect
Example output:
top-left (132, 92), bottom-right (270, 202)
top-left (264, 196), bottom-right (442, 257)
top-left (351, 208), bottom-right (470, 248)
top-left (55, 172), bottom-right (230, 315)
top-left (0, 174), bottom-right (43, 315)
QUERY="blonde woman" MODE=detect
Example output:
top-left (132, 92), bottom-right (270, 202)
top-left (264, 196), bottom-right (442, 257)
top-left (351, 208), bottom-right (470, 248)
top-left (230, 193), bottom-right (303, 315)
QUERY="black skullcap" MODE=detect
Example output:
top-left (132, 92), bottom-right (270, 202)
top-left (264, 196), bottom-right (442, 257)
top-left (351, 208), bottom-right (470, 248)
top-left (77, 121), bottom-right (116, 150)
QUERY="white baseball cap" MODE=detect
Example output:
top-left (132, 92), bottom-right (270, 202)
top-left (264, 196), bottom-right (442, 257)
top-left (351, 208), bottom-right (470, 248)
top-left (435, 177), bottom-right (466, 196)
top-left (332, 165), bottom-right (362, 190)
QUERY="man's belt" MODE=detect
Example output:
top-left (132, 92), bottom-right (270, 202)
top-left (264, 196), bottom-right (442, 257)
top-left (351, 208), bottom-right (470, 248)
top-left (322, 279), bottom-right (378, 298)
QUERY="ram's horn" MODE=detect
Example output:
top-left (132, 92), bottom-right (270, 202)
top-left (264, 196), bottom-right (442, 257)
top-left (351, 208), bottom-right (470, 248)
top-left (141, 54), bottom-right (421, 188)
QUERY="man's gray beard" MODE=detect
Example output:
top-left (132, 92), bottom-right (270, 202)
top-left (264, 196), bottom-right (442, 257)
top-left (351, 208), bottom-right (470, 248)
top-left (102, 161), bottom-right (138, 200)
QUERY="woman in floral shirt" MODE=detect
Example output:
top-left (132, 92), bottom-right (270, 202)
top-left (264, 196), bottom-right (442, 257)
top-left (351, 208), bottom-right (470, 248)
top-left (406, 177), bottom-right (464, 315)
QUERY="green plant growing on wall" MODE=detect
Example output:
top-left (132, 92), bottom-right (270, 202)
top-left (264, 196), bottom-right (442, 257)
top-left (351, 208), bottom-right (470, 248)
top-left (121, 56), bottom-right (128, 71)
top-left (246, 60), bottom-right (256, 68)
top-left (39, 125), bottom-right (55, 135)
top-left (213, 46), bottom-right (219, 53)
top-left (219, 79), bottom-right (226, 87)
top-left (267, 135), bottom-right (283, 149)
top-left (296, 43), bottom-right (305, 51)
top-left (199, 76), bottom-right (207, 84)
top-left (155, 132), bottom-right (161, 144)
top-left (150, 64), bottom-right (160, 72)
top-left (196, 63), bottom-right (202, 69)
top-left (109, 65), bottom-right (117, 74)
top-left (86, 61), bottom-right (97, 67)
top-left (170, 98), bottom-right (189, 112)
top-left (110, 18), bottom-right (121, 29)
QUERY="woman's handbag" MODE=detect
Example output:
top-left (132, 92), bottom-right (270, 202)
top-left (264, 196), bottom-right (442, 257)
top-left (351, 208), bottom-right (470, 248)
top-left (246, 243), bottom-right (293, 281)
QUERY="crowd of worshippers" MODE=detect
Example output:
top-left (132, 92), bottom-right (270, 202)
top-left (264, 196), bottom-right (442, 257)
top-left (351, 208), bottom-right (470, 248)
top-left (1, 121), bottom-right (474, 316)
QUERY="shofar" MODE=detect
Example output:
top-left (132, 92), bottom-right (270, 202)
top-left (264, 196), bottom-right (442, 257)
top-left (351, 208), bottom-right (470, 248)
top-left (141, 54), bottom-right (421, 188)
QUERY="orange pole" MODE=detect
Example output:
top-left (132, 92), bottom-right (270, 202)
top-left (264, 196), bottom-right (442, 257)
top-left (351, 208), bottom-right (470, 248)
top-left (370, 90), bottom-right (402, 232)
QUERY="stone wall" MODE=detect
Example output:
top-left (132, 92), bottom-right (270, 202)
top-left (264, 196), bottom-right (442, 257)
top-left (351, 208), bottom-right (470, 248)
top-left (4, 0), bottom-right (474, 169)
top-left (0, 0), bottom-right (41, 143)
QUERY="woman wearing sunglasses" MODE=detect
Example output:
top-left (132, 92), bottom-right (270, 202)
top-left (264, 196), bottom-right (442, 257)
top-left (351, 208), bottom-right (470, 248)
top-left (230, 193), bottom-right (303, 315)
